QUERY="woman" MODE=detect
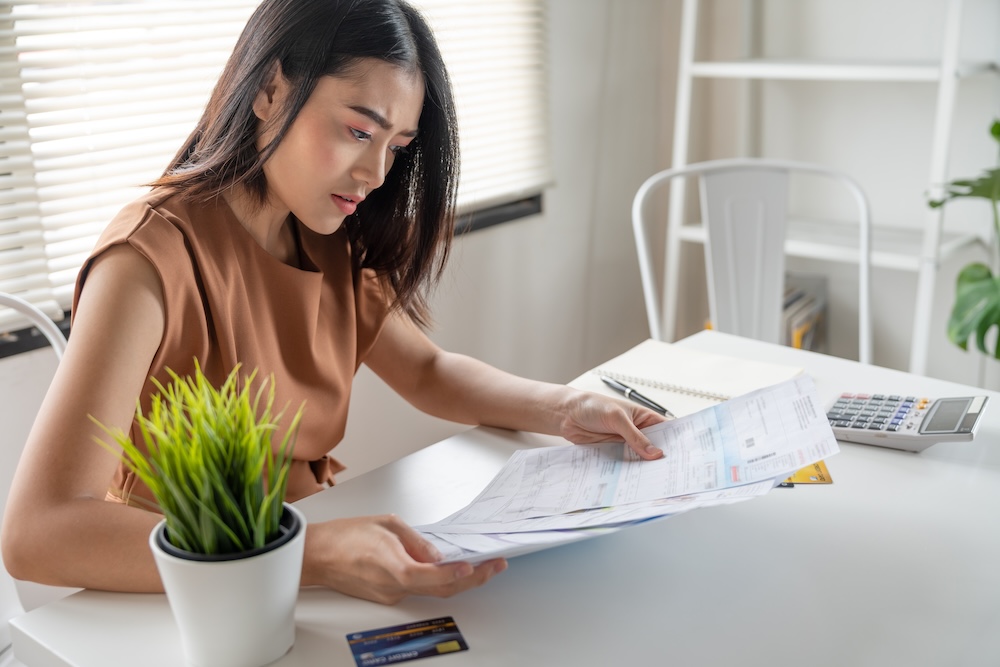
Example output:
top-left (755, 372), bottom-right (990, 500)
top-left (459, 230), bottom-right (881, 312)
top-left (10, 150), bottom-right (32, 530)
top-left (2, 0), bottom-right (665, 604)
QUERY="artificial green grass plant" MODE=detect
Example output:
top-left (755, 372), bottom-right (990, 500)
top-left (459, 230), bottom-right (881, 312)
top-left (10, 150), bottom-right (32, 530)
top-left (93, 364), bottom-right (303, 556)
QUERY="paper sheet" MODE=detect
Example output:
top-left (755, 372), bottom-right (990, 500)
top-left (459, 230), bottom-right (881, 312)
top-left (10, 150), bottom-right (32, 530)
top-left (417, 375), bottom-right (838, 564)
top-left (422, 479), bottom-right (775, 535)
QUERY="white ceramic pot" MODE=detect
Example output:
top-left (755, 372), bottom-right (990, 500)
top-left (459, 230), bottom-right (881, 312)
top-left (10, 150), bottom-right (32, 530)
top-left (149, 503), bottom-right (306, 667)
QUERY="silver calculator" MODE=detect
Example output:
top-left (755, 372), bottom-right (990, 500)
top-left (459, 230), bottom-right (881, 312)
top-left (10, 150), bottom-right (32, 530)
top-left (827, 393), bottom-right (989, 453)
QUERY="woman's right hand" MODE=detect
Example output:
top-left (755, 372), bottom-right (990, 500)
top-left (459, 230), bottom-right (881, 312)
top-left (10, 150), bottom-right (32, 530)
top-left (301, 514), bottom-right (507, 604)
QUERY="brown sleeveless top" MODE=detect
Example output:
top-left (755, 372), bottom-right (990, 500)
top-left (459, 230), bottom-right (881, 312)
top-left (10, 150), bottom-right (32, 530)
top-left (74, 188), bottom-right (392, 506)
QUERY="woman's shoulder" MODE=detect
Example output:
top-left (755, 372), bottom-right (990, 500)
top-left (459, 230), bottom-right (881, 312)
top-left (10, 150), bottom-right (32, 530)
top-left (99, 189), bottom-right (211, 244)
top-left (79, 190), bottom-right (222, 294)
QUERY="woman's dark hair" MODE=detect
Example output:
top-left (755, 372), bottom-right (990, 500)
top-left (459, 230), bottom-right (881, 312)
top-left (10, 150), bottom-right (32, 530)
top-left (153, 0), bottom-right (458, 325)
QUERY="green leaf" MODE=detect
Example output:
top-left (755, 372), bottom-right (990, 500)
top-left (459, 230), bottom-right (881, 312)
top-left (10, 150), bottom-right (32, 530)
top-left (928, 168), bottom-right (1000, 208)
top-left (933, 120), bottom-right (1000, 356)
top-left (947, 263), bottom-right (1000, 357)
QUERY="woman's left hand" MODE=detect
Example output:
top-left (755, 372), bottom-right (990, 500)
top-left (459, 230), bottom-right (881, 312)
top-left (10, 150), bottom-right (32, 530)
top-left (557, 391), bottom-right (668, 460)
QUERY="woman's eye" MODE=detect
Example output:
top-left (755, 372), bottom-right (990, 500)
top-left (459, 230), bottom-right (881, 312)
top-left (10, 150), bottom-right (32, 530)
top-left (350, 128), bottom-right (371, 141)
top-left (390, 144), bottom-right (409, 156)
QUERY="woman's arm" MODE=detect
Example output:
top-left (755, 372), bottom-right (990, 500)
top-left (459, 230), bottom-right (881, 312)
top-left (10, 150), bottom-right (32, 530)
top-left (364, 313), bottom-right (666, 459)
top-left (1, 244), bottom-right (168, 591)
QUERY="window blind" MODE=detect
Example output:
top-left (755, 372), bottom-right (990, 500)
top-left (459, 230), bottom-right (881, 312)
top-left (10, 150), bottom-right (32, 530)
top-left (0, 0), bottom-right (551, 334)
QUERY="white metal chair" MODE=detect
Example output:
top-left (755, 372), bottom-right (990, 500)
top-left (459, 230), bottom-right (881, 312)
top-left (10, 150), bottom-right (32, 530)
top-left (0, 293), bottom-right (69, 667)
top-left (632, 158), bottom-right (872, 364)
top-left (0, 295), bottom-right (67, 361)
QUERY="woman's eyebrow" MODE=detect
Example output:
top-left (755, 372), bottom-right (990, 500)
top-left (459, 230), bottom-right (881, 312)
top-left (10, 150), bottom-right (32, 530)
top-left (349, 105), bottom-right (418, 137)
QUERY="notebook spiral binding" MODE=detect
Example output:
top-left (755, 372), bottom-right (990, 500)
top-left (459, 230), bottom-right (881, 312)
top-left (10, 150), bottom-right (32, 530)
top-left (592, 369), bottom-right (731, 403)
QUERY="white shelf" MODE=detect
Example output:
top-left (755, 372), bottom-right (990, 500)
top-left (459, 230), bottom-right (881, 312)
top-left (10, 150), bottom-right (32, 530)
top-left (667, 0), bottom-right (999, 374)
top-left (675, 218), bottom-right (984, 272)
top-left (688, 59), bottom-right (999, 82)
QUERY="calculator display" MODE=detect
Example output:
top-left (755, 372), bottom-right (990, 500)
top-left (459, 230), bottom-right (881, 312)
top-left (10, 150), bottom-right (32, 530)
top-left (921, 399), bottom-right (969, 434)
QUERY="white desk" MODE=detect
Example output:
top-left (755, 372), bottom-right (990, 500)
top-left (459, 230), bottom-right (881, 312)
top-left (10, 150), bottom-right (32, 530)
top-left (11, 332), bottom-right (1000, 666)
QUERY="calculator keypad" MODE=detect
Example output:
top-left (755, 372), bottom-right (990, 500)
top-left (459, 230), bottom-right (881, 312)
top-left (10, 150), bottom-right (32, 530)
top-left (827, 393), bottom-right (931, 434)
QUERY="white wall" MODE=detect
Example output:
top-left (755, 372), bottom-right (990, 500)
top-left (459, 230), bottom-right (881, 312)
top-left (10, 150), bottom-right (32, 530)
top-left (0, 0), bottom-right (677, 484)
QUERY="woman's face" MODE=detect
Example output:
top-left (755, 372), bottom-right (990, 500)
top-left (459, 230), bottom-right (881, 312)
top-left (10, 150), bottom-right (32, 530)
top-left (255, 58), bottom-right (424, 236)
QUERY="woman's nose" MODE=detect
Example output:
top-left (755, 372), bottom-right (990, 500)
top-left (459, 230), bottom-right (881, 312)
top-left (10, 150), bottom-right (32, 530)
top-left (353, 148), bottom-right (387, 191)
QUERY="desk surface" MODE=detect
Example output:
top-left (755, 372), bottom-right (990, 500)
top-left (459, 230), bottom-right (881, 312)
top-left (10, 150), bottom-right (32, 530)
top-left (11, 332), bottom-right (1000, 667)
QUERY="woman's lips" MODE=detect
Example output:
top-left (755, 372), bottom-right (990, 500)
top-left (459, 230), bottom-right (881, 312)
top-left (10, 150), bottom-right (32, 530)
top-left (332, 194), bottom-right (358, 215)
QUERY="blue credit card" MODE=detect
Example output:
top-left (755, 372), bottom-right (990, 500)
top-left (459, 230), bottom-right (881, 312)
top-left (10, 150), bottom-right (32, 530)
top-left (347, 616), bottom-right (469, 666)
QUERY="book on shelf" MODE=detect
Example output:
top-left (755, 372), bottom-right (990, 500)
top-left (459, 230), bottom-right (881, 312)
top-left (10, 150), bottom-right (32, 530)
top-left (783, 272), bottom-right (827, 354)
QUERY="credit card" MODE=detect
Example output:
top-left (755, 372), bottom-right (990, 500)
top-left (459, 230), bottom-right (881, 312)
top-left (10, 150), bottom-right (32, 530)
top-left (784, 460), bottom-right (833, 484)
top-left (347, 616), bottom-right (468, 666)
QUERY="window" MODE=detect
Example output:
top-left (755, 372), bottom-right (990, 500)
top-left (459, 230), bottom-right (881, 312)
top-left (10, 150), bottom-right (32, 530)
top-left (0, 0), bottom-right (551, 335)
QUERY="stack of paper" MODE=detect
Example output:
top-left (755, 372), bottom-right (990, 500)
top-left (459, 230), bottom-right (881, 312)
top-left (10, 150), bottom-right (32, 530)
top-left (416, 374), bottom-right (839, 563)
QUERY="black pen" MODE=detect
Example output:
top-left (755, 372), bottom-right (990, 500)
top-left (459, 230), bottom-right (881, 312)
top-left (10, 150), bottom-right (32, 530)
top-left (599, 376), bottom-right (676, 418)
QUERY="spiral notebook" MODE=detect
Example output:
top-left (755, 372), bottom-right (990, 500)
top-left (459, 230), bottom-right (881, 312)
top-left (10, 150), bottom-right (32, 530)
top-left (572, 339), bottom-right (804, 418)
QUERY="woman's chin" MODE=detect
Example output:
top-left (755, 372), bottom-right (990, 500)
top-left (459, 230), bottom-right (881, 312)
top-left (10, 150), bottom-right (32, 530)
top-left (298, 213), bottom-right (346, 236)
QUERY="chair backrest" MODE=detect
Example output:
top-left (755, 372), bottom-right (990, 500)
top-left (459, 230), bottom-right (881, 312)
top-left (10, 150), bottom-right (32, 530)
top-left (698, 166), bottom-right (790, 344)
top-left (0, 294), bottom-right (66, 361)
top-left (0, 293), bottom-right (70, 666)
top-left (631, 157), bottom-right (872, 364)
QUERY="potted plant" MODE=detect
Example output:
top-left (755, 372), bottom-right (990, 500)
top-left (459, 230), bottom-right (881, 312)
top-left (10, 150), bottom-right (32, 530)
top-left (94, 363), bottom-right (305, 667)
top-left (930, 119), bottom-right (1000, 357)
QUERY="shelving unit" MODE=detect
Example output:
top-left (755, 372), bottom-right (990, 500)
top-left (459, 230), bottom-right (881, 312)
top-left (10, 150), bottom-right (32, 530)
top-left (664, 0), bottom-right (999, 374)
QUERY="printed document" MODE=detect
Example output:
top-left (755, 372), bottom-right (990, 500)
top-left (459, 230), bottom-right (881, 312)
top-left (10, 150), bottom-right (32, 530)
top-left (417, 375), bottom-right (838, 563)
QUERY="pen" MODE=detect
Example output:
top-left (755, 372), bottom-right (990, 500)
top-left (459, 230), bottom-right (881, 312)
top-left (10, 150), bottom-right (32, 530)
top-left (599, 376), bottom-right (676, 418)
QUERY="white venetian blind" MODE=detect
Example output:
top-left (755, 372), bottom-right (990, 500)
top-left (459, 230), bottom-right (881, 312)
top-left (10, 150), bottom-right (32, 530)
top-left (0, 0), bottom-right (551, 334)
top-left (418, 0), bottom-right (551, 214)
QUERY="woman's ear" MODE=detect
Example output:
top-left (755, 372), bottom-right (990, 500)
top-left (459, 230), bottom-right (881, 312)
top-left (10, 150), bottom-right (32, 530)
top-left (252, 60), bottom-right (289, 122)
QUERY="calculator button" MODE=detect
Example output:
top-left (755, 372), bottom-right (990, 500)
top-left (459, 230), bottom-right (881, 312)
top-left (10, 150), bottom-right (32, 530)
top-left (835, 421), bottom-right (851, 428)
top-left (867, 423), bottom-right (884, 430)
top-left (886, 424), bottom-right (900, 431)
top-left (888, 395), bottom-right (901, 401)
top-left (905, 396), bottom-right (916, 402)
top-left (851, 422), bottom-right (867, 429)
